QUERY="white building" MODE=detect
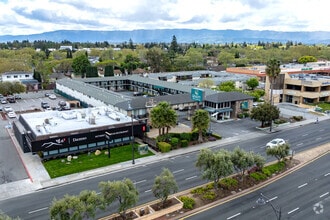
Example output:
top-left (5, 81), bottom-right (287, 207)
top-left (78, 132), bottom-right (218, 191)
top-left (1, 71), bottom-right (34, 82)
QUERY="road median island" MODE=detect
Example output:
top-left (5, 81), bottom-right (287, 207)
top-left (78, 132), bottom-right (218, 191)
top-left (150, 144), bottom-right (330, 220)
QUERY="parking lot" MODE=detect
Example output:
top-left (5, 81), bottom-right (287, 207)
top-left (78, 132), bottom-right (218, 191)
top-left (0, 90), bottom-right (69, 116)
top-left (0, 90), bottom-right (69, 184)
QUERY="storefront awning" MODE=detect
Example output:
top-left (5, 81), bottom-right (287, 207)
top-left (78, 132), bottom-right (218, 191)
top-left (203, 107), bottom-right (233, 113)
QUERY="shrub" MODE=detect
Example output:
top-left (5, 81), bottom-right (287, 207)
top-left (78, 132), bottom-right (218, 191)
top-left (180, 132), bottom-right (191, 141)
top-left (250, 172), bottom-right (268, 181)
top-left (181, 140), bottom-right (188, 148)
top-left (157, 133), bottom-right (172, 142)
top-left (219, 177), bottom-right (238, 190)
top-left (179, 196), bottom-right (196, 209)
top-left (262, 161), bottom-right (285, 176)
top-left (202, 191), bottom-right (216, 200)
top-left (191, 186), bottom-right (206, 195)
top-left (157, 142), bottom-right (171, 153)
top-left (292, 115), bottom-right (303, 121)
top-left (170, 137), bottom-right (179, 149)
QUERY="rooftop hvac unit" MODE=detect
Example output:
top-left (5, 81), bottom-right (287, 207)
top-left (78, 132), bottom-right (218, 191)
top-left (89, 115), bottom-right (96, 124)
top-left (108, 112), bottom-right (120, 121)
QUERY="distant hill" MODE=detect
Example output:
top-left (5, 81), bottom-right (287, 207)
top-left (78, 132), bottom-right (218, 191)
top-left (0, 29), bottom-right (329, 44)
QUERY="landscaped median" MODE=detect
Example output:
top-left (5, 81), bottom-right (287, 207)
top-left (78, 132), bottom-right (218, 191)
top-left (167, 143), bottom-right (330, 220)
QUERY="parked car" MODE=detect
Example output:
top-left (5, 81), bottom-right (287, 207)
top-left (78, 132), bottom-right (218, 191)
top-left (6, 96), bottom-right (16, 103)
top-left (7, 111), bottom-right (17, 118)
top-left (14, 94), bottom-right (22, 99)
top-left (48, 94), bottom-right (57, 100)
top-left (41, 101), bottom-right (50, 109)
top-left (1, 99), bottom-right (7, 104)
top-left (266, 138), bottom-right (286, 149)
top-left (3, 106), bottom-right (13, 113)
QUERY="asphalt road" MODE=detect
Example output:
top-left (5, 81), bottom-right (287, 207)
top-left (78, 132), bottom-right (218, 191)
top-left (185, 153), bottom-right (330, 220)
top-left (0, 120), bottom-right (329, 219)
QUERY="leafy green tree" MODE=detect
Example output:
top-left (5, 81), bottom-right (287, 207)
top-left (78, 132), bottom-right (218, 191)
top-left (217, 51), bottom-right (234, 67)
top-left (246, 77), bottom-right (259, 90)
top-left (192, 109), bottom-right (210, 143)
top-left (230, 147), bottom-right (265, 181)
top-left (185, 48), bottom-right (204, 68)
top-left (169, 35), bottom-right (179, 54)
top-left (217, 81), bottom-right (236, 92)
top-left (49, 194), bottom-right (84, 220)
top-left (122, 54), bottom-right (140, 75)
top-left (298, 55), bottom-right (317, 64)
top-left (266, 143), bottom-right (291, 162)
top-left (99, 178), bottom-right (138, 220)
top-left (72, 54), bottom-right (90, 77)
top-left (152, 168), bottom-right (178, 208)
top-left (150, 101), bottom-right (177, 136)
top-left (250, 102), bottom-right (280, 127)
top-left (49, 190), bottom-right (103, 220)
top-left (196, 148), bottom-right (233, 190)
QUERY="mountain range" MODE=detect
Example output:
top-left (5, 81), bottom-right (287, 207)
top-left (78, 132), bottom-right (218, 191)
top-left (0, 29), bottom-right (329, 44)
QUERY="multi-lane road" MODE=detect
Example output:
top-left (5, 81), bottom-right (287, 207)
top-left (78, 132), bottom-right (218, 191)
top-left (0, 119), bottom-right (329, 219)
top-left (185, 153), bottom-right (330, 220)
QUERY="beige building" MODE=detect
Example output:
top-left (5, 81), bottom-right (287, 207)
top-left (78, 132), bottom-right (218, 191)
top-left (264, 62), bottom-right (330, 104)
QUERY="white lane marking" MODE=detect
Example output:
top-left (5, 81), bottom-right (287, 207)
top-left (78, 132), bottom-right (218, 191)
top-left (28, 207), bottom-right (48, 214)
top-left (227, 212), bottom-right (241, 219)
top-left (316, 137), bottom-right (322, 140)
top-left (325, 173), bottom-right (330, 176)
top-left (296, 143), bottom-right (303, 146)
top-left (134, 179), bottom-right (146, 184)
top-left (288, 207), bottom-right (299, 214)
top-left (173, 169), bottom-right (184, 174)
top-left (302, 134), bottom-right (308, 137)
top-left (267, 196), bottom-right (278, 202)
top-left (145, 189), bottom-right (152, 193)
top-left (320, 192), bottom-right (329, 198)
top-left (298, 183), bottom-right (308, 188)
top-left (185, 175), bottom-right (197, 180)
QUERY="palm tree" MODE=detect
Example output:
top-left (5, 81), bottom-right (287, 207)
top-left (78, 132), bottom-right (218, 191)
top-left (192, 109), bottom-right (210, 143)
top-left (265, 59), bottom-right (281, 132)
top-left (150, 101), bottom-right (177, 136)
top-left (265, 59), bottom-right (281, 105)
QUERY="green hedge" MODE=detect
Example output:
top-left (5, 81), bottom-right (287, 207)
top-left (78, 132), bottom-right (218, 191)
top-left (180, 132), bottom-right (191, 141)
top-left (157, 142), bottom-right (171, 153)
top-left (170, 137), bottom-right (179, 149)
top-left (181, 139), bottom-right (188, 148)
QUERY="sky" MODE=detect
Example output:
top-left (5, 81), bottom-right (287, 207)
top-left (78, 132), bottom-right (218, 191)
top-left (0, 0), bottom-right (329, 36)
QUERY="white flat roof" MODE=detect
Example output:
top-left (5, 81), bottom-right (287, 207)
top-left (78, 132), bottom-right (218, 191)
top-left (20, 107), bottom-right (133, 137)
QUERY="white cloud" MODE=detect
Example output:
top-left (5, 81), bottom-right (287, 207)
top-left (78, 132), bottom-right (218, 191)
top-left (0, 0), bottom-right (329, 35)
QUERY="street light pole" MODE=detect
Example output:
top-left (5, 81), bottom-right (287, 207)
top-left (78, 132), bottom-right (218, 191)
top-left (256, 193), bottom-right (281, 220)
top-left (128, 101), bottom-right (135, 165)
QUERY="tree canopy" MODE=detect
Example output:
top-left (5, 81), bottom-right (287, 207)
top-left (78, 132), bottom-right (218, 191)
top-left (150, 101), bottom-right (177, 136)
top-left (196, 148), bottom-right (233, 189)
top-left (152, 168), bottom-right (178, 208)
top-left (98, 178), bottom-right (139, 219)
top-left (250, 102), bottom-right (280, 127)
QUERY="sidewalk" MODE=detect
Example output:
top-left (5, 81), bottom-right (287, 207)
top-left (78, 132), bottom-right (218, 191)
top-left (0, 115), bottom-right (328, 201)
